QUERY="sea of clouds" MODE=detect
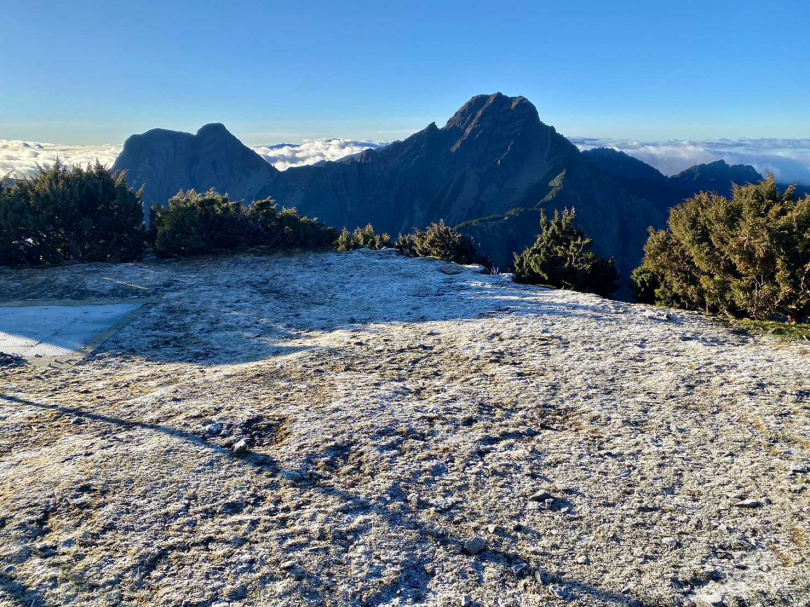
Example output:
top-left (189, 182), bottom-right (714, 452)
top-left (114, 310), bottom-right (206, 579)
top-left (3, 136), bottom-right (810, 185)
top-left (252, 138), bottom-right (387, 171)
top-left (570, 137), bottom-right (810, 184)
top-left (0, 138), bottom-right (386, 178)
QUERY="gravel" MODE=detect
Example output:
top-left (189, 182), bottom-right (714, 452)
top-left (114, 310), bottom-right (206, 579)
top-left (0, 249), bottom-right (808, 606)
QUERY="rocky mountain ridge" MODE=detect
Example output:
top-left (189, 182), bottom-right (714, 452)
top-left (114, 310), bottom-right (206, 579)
top-left (582, 148), bottom-right (765, 212)
top-left (114, 94), bottom-right (664, 277)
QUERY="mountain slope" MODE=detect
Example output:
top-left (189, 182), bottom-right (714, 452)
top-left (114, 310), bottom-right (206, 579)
top-left (112, 123), bottom-right (278, 206)
top-left (264, 94), bottom-right (664, 275)
top-left (112, 94), bottom-right (665, 278)
top-left (582, 148), bottom-right (765, 211)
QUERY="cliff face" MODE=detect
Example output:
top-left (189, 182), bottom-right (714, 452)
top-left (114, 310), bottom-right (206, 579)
top-left (582, 148), bottom-right (765, 213)
top-left (264, 94), bottom-right (663, 275)
top-left (112, 123), bottom-right (278, 206)
top-left (112, 94), bottom-right (666, 277)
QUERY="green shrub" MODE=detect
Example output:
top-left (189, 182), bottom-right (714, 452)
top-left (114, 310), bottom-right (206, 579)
top-left (513, 208), bottom-right (619, 297)
top-left (632, 176), bottom-right (810, 323)
top-left (396, 220), bottom-right (487, 266)
top-left (245, 199), bottom-right (338, 249)
top-left (150, 190), bottom-right (336, 258)
top-left (0, 161), bottom-right (145, 266)
top-left (335, 224), bottom-right (393, 251)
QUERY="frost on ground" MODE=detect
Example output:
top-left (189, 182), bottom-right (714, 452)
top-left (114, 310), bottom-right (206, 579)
top-left (0, 250), bottom-right (808, 607)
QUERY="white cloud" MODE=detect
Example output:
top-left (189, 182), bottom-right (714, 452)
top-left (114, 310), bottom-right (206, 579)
top-left (4, 136), bottom-right (809, 186)
top-left (0, 140), bottom-right (122, 178)
top-left (251, 138), bottom-right (387, 171)
top-left (0, 138), bottom-right (388, 178)
top-left (571, 137), bottom-right (810, 184)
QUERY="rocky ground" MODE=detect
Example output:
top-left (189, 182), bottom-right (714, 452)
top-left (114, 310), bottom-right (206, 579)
top-left (0, 250), bottom-right (808, 607)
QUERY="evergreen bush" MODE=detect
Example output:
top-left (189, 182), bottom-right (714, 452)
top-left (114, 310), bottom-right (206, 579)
top-left (632, 176), bottom-right (810, 323)
top-left (513, 208), bottom-right (619, 297)
top-left (150, 190), bottom-right (336, 257)
top-left (0, 161), bottom-right (145, 266)
top-left (335, 224), bottom-right (393, 251)
top-left (396, 220), bottom-right (486, 265)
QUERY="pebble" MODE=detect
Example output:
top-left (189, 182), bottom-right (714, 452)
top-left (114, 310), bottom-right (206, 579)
top-left (529, 490), bottom-right (555, 502)
top-left (575, 555), bottom-right (589, 564)
top-left (694, 592), bottom-right (725, 607)
top-left (549, 584), bottom-right (571, 601)
top-left (231, 439), bottom-right (249, 454)
top-left (733, 498), bottom-right (762, 509)
top-left (463, 536), bottom-right (487, 555)
top-left (534, 570), bottom-right (548, 585)
top-left (280, 560), bottom-right (296, 570)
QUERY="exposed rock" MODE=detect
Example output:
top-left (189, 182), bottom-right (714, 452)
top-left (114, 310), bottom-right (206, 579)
top-left (733, 499), bottom-right (763, 509)
top-left (112, 94), bottom-right (665, 277)
top-left (529, 490), bottom-right (555, 502)
top-left (463, 537), bottom-right (487, 555)
top-left (694, 592), bottom-right (725, 607)
top-left (439, 264), bottom-right (464, 275)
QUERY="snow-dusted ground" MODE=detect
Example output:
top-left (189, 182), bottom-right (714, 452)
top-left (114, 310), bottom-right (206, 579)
top-left (0, 303), bottom-right (143, 359)
top-left (0, 250), bottom-right (808, 607)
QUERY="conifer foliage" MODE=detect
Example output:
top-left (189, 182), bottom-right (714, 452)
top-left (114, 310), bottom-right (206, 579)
top-left (396, 220), bottom-right (485, 265)
top-left (335, 224), bottom-right (393, 251)
top-left (633, 177), bottom-right (810, 323)
top-left (513, 208), bottom-right (619, 297)
top-left (149, 190), bottom-right (336, 257)
top-left (0, 161), bottom-right (145, 266)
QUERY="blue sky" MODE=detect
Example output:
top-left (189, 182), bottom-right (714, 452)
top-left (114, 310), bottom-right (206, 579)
top-left (1, 0), bottom-right (808, 145)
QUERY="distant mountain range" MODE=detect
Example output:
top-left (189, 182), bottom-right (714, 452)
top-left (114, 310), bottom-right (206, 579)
top-left (581, 148), bottom-right (763, 214)
top-left (112, 93), bottom-right (788, 280)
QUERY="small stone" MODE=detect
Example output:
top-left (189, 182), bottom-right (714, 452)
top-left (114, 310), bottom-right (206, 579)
top-left (280, 560), bottom-right (296, 570)
top-left (534, 570), bottom-right (548, 585)
top-left (790, 465), bottom-right (808, 475)
top-left (487, 524), bottom-right (497, 534)
top-left (694, 592), bottom-right (725, 607)
top-left (662, 537), bottom-right (678, 549)
top-left (575, 554), bottom-right (589, 565)
top-left (463, 536), bottom-right (487, 555)
top-left (733, 498), bottom-right (762, 509)
top-left (439, 264), bottom-right (464, 275)
top-left (280, 470), bottom-right (304, 482)
top-left (232, 439), bottom-right (249, 454)
top-left (548, 584), bottom-right (570, 600)
top-left (529, 490), bottom-right (555, 502)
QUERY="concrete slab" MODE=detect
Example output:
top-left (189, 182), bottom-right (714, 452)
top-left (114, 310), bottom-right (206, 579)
top-left (0, 303), bottom-right (143, 361)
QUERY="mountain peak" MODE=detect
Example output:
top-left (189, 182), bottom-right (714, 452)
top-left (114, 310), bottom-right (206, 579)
top-left (196, 123), bottom-right (232, 138)
top-left (444, 93), bottom-right (538, 132)
top-left (675, 159), bottom-right (762, 184)
top-left (112, 123), bottom-right (277, 207)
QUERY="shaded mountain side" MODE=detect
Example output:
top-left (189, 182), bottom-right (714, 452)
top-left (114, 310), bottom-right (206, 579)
top-left (457, 159), bottom-right (663, 280)
top-left (112, 123), bottom-right (278, 206)
top-left (111, 94), bottom-right (665, 282)
top-left (260, 94), bottom-right (664, 276)
top-left (582, 148), bottom-right (766, 212)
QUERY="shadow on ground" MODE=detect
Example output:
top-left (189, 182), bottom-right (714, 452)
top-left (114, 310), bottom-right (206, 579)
top-left (1, 393), bottom-right (646, 606)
